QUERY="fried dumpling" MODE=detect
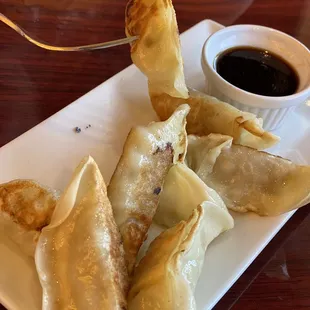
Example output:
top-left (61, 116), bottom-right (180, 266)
top-left (186, 134), bottom-right (310, 216)
top-left (0, 179), bottom-right (59, 257)
top-left (125, 0), bottom-right (188, 99)
top-left (151, 90), bottom-right (279, 150)
top-left (155, 163), bottom-right (227, 228)
top-left (108, 104), bottom-right (189, 274)
top-left (125, 0), bottom-right (279, 150)
top-left (35, 156), bottom-right (128, 310)
top-left (128, 202), bottom-right (234, 310)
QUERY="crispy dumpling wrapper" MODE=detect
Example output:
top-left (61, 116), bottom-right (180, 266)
top-left (151, 90), bottom-right (280, 150)
top-left (35, 156), bottom-right (128, 310)
top-left (108, 104), bottom-right (189, 274)
top-left (125, 0), bottom-right (188, 99)
top-left (125, 0), bottom-right (279, 150)
top-left (0, 179), bottom-right (59, 257)
top-left (128, 202), bottom-right (234, 310)
top-left (186, 134), bottom-right (310, 216)
top-left (155, 163), bottom-right (227, 228)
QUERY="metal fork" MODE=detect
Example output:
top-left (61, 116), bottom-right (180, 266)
top-left (0, 13), bottom-right (137, 51)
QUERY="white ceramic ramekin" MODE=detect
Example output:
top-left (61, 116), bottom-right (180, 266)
top-left (201, 24), bottom-right (310, 131)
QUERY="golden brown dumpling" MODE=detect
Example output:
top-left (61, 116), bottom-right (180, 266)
top-left (0, 179), bottom-right (59, 257)
top-left (35, 156), bottom-right (128, 310)
top-left (128, 202), bottom-right (233, 310)
top-left (126, 0), bottom-right (188, 99)
top-left (186, 134), bottom-right (310, 216)
top-left (151, 89), bottom-right (279, 150)
top-left (108, 105), bottom-right (189, 274)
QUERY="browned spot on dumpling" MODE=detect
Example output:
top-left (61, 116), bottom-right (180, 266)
top-left (0, 180), bottom-right (59, 231)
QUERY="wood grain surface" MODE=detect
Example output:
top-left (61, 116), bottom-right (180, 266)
top-left (1, 0), bottom-right (310, 309)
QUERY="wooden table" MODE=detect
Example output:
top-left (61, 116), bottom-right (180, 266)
top-left (1, 0), bottom-right (310, 309)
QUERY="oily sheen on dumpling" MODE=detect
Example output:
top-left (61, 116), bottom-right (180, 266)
top-left (125, 0), bottom-right (188, 99)
top-left (35, 156), bottom-right (128, 310)
top-left (108, 104), bottom-right (189, 275)
top-left (155, 163), bottom-right (227, 228)
top-left (0, 179), bottom-right (59, 257)
top-left (125, 0), bottom-right (279, 150)
top-left (186, 134), bottom-right (310, 216)
top-left (128, 202), bottom-right (234, 310)
top-left (151, 89), bottom-right (279, 150)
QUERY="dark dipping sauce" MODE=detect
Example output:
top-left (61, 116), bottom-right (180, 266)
top-left (216, 47), bottom-right (299, 97)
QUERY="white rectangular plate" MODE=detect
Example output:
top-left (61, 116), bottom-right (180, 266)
top-left (0, 19), bottom-right (309, 310)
